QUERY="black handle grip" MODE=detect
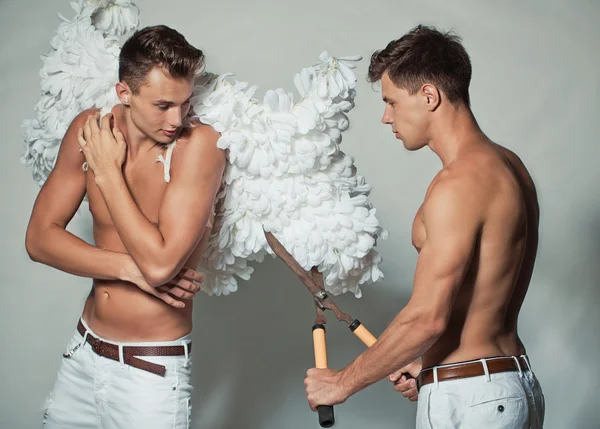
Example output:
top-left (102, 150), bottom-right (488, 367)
top-left (317, 405), bottom-right (335, 427)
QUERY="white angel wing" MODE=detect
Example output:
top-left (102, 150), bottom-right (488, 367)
top-left (22, 1), bottom-right (386, 298)
top-left (21, 0), bottom-right (140, 186)
top-left (192, 52), bottom-right (388, 297)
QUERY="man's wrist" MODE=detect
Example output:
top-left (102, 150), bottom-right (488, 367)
top-left (116, 252), bottom-right (134, 282)
top-left (338, 367), bottom-right (360, 399)
top-left (94, 166), bottom-right (123, 189)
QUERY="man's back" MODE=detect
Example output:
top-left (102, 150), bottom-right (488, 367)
top-left (419, 140), bottom-right (540, 367)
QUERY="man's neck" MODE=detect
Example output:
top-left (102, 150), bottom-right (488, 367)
top-left (112, 104), bottom-right (159, 160)
top-left (427, 104), bottom-right (487, 168)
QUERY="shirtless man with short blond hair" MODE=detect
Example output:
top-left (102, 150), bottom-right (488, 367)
top-left (26, 25), bottom-right (225, 428)
top-left (304, 25), bottom-right (545, 428)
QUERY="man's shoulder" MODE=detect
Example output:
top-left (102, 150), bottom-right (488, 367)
top-left (168, 124), bottom-right (225, 178)
top-left (70, 108), bottom-right (101, 128)
top-left (177, 123), bottom-right (220, 146)
top-left (423, 164), bottom-right (489, 222)
top-left (172, 124), bottom-right (221, 158)
top-left (428, 163), bottom-right (482, 198)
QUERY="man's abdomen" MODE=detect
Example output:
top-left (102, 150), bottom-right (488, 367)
top-left (82, 280), bottom-right (193, 342)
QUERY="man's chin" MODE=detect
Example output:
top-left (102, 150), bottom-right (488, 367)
top-left (155, 134), bottom-right (176, 144)
top-left (401, 140), bottom-right (416, 151)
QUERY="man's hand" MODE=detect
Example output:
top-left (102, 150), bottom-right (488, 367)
top-left (121, 256), bottom-right (204, 308)
top-left (389, 359), bottom-right (422, 402)
top-left (304, 368), bottom-right (350, 411)
top-left (77, 113), bottom-right (126, 179)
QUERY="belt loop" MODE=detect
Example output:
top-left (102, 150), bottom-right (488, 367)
top-left (480, 359), bottom-right (491, 382)
top-left (433, 366), bottom-right (439, 390)
top-left (521, 354), bottom-right (532, 372)
top-left (118, 344), bottom-right (124, 365)
top-left (81, 330), bottom-right (89, 349)
top-left (183, 341), bottom-right (190, 368)
top-left (512, 356), bottom-right (523, 377)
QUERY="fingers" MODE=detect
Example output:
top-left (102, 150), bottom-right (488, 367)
top-left (89, 112), bottom-right (101, 136)
top-left (157, 275), bottom-right (203, 300)
top-left (393, 377), bottom-right (419, 401)
top-left (101, 113), bottom-right (112, 131)
top-left (304, 371), bottom-right (320, 412)
top-left (77, 128), bottom-right (87, 152)
top-left (113, 126), bottom-right (126, 145)
top-left (170, 277), bottom-right (200, 293)
top-left (388, 368), bottom-right (404, 383)
top-left (152, 289), bottom-right (186, 309)
top-left (304, 381), bottom-right (318, 412)
top-left (143, 285), bottom-right (185, 308)
top-left (83, 116), bottom-right (93, 141)
top-left (177, 267), bottom-right (204, 283)
top-left (389, 366), bottom-right (420, 402)
top-left (405, 359), bottom-right (423, 378)
top-left (157, 285), bottom-right (195, 300)
top-left (306, 368), bottom-right (318, 377)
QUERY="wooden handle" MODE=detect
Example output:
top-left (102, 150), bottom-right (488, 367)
top-left (312, 324), bottom-right (335, 427)
top-left (349, 319), bottom-right (377, 347)
top-left (313, 325), bottom-right (328, 368)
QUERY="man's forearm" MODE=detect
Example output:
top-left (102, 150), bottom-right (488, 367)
top-left (95, 171), bottom-right (179, 283)
top-left (26, 224), bottom-right (128, 280)
top-left (340, 308), bottom-right (443, 396)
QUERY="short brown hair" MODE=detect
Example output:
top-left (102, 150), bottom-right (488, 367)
top-left (368, 25), bottom-right (472, 106)
top-left (119, 25), bottom-right (204, 93)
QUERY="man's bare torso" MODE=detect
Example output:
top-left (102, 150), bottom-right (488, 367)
top-left (82, 107), bottom-right (212, 342)
top-left (414, 140), bottom-right (539, 368)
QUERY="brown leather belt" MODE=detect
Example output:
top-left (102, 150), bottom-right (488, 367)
top-left (417, 356), bottom-right (529, 391)
top-left (76, 320), bottom-right (191, 376)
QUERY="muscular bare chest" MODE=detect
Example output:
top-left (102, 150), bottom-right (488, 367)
top-left (86, 154), bottom-right (168, 233)
top-left (411, 204), bottom-right (426, 252)
top-left (412, 173), bottom-right (445, 252)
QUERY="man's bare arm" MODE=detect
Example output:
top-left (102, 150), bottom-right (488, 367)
top-left (336, 176), bottom-right (483, 396)
top-left (87, 119), bottom-right (225, 287)
top-left (25, 109), bottom-right (133, 281)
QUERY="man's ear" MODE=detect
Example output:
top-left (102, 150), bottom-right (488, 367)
top-left (116, 81), bottom-right (132, 106)
top-left (421, 84), bottom-right (441, 111)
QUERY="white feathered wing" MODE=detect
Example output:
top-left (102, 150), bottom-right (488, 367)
top-left (22, 1), bottom-right (387, 298)
top-left (192, 53), bottom-right (388, 297)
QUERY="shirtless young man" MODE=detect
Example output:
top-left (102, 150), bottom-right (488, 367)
top-left (25, 25), bottom-right (225, 428)
top-left (304, 25), bottom-right (545, 428)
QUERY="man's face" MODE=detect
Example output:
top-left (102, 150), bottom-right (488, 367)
top-left (380, 72), bottom-right (430, 151)
top-left (128, 67), bottom-right (194, 144)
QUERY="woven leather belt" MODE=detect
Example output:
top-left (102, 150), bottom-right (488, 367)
top-left (76, 320), bottom-right (191, 376)
top-left (417, 356), bottom-right (529, 391)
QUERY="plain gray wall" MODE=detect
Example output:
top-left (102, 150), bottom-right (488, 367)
top-left (1, 0), bottom-right (599, 428)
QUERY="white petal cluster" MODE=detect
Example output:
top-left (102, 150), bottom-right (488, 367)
top-left (21, 0), bottom-right (140, 185)
top-left (192, 53), bottom-right (387, 297)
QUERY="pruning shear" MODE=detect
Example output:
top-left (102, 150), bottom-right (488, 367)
top-left (265, 231), bottom-right (378, 427)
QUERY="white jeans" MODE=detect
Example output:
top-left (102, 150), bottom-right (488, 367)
top-left (416, 356), bottom-right (545, 429)
top-left (42, 318), bottom-right (193, 429)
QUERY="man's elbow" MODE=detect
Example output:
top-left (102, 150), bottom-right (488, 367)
top-left (25, 226), bottom-right (42, 262)
top-left (424, 318), bottom-right (448, 340)
top-left (414, 313), bottom-right (448, 343)
top-left (142, 263), bottom-right (179, 288)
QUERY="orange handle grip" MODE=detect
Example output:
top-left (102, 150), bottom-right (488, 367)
top-left (312, 324), bottom-right (335, 427)
top-left (349, 320), bottom-right (377, 347)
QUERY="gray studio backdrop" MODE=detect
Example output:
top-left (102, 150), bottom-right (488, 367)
top-left (1, 0), bottom-right (599, 428)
